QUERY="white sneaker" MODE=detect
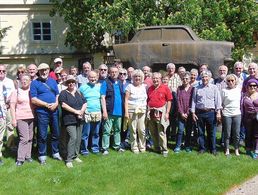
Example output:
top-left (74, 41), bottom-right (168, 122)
top-left (103, 150), bottom-right (109, 155)
top-left (74, 157), bottom-right (83, 163)
top-left (66, 162), bottom-right (73, 168)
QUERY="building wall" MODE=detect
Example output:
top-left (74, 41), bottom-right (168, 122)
top-left (0, 1), bottom-right (105, 77)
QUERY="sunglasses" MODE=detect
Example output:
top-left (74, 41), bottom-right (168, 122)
top-left (0, 70), bottom-right (6, 73)
top-left (100, 69), bottom-right (107, 71)
top-left (227, 79), bottom-right (235, 82)
top-left (249, 84), bottom-right (257, 88)
top-left (18, 71), bottom-right (24, 74)
top-left (119, 73), bottom-right (126, 76)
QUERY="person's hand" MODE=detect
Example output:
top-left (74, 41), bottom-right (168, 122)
top-left (216, 112), bottom-right (221, 124)
top-left (181, 113), bottom-right (187, 120)
top-left (124, 112), bottom-right (129, 118)
top-left (102, 111), bottom-right (108, 120)
top-left (12, 119), bottom-right (17, 127)
top-left (192, 113), bottom-right (198, 122)
top-left (165, 113), bottom-right (169, 121)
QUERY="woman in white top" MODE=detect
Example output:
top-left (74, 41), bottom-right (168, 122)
top-left (124, 69), bottom-right (147, 153)
top-left (221, 74), bottom-right (241, 156)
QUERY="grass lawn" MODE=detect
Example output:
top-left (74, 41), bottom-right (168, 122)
top-left (0, 140), bottom-right (258, 195)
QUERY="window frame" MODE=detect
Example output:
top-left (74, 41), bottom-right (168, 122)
top-left (31, 21), bottom-right (52, 42)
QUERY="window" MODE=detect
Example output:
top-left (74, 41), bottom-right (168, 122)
top-left (32, 22), bottom-right (51, 41)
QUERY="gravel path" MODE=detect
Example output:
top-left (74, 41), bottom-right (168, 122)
top-left (226, 175), bottom-right (258, 195)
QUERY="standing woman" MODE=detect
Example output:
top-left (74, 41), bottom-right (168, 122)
top-left (124, 69), bottom-right (147, 153)
top-left (221, 74), bottom-right (241, 156)
top-left (242, 79), bottom-right (258, 159)
top-left (10, 74), bottom-right (34, 166)
top-left (59, 75), bottom-right (87, 168)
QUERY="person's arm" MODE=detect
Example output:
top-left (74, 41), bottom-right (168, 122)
top-left (191, 87), bottom-right (198, 122)
top-left (165, 100), bottom-right (171, 121)
top-left (124, 91), bottom-right (130, 118)
top-left (9, 91), bottom-right (17, 127)
top-left (31, 97), bottom-right (50, 109)
top-left (61, 102), bottom-right (81, 115)
top-left (101, 95), bottom-right (108, 120)
top-left (48, 95), bottom-right (59, 111)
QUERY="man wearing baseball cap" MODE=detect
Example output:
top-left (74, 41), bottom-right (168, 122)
top-left (30, 63), bottom-right (62, 165)
top-left (49, 58), bottom-right (63, 80)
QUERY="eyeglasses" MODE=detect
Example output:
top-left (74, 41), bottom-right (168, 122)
top-left (18, 71), bottom-right (24, 74)
top-left (100, 69), bottom-right (107, 71)
top-left (249, 84), bottom-right (257, 88)
top-left (235, 67), bottom-right (242, 70)
top-left (55, 62), bottom-right (62, 64)
top-left (67, 81), bottom-right (75, 84)
top-left (119, 73), bottom-right (126, 76)
top-left (182, 78), bottom-right (189, 80)
top-left (227, 80), bottom-right (235, 82)
top-left (0, 70), bottom-right (6, 73)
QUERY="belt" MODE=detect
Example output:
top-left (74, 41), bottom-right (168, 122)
top-left (196, 108), bottom-right (215, 113)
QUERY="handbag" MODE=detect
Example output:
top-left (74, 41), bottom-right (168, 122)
top-left (84, 111), bottom-right (102, 123)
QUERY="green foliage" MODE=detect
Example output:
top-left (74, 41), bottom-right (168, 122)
top-left (0, 26), bottom-right (11, 42)
top-left (50, 0), bottom-right (257, 60)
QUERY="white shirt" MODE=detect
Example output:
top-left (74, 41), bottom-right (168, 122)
top-left (125, 83), bottom-right (147, 112)
top-left (221, 87), bottom-right (241, 117)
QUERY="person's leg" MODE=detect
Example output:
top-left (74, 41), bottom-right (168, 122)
top-left (232, 115), bottom-right (241, 150)
top-left (66, 125), bottom-right (77, 162)
top-left (196, 113), bottom-right (206, 151)
top-left (129, 113), bottom-right (138, 152)
top-left (175, 118), bottom-right (185, 150)
top-left (148, 120), bottom-right (159, 152)
top-left (91, 121), bottom-right (101, 153)
top-left (223, 116), bottom-right (232, 153)
top-left (185, 116), bottom-right (192, 149)
top-left (81, 122), bottom-right (90, 155)
top-left (16, 119), bottom-right (30, 162)
top-left (137, 113), bottom-right (146, 152)
top-left (112, 116), bottom-right (122, 150)
top-left (157, 123), bottom-right (168, 153)
top-left (0, 118), bottom-right (6, 159)
top-left (5, 109), bottom-right (15, 148)
top-left (102, 116), bottom-right (113, 151)
top-left (75, 123), bottom-right (83, 157)
top-left (49, 111), bottom-right (60, 157)
top-left (244, 118), bottom-right (253, 151)
top-left (26, 119), bottom-right (34, 159)
top-left (37, 112), bottom-right (49, 161)
top-left (206, 111), bottom-right (216, 153)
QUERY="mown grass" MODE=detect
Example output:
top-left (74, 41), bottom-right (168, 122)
top-left (0, 142), bottom-right (258, 195)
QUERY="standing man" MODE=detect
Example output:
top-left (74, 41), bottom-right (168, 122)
top-left (98, 64), bottom-right (108, 83)
top-left (166, 63), bottom-right (181, 141)
top-left (0, 64), bottom-right (15, 165)
top-left (49, 58), bottom-right (63, 80)
top-left (242, 62), bottom-right (258, 93)
top-left (214, 65), bottom-right (228, 147)
top-left (101, 66), bottom-right (124, 155)
top-left (147, 72), bottom-right (172, 157)
top-left (142, 66), bottom-right (153, 89)
top-left (191, 71), bottom-right (222, 155)
top-left (30, 63), bottom-right (62, 164)
top-left (77, 62), bottom-right (91, 87)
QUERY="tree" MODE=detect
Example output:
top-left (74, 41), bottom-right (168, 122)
top-left (50, 0), bottom-right (257, 60)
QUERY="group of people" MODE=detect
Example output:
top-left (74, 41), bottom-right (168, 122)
top-left (0, 58), bottom-right (258, 168)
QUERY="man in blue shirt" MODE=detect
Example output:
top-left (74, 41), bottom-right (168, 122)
top-left (101, 66), bottom-right (124, 155)
top-left (30, 63), bottom-right (62, 165)
top-left (191, 71), bottom-right (222, 155)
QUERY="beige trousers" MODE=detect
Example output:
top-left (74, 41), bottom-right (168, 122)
top-left (148, 120), bottom-right (168, 153)
top-left (128, 112), bottom-right (146, 152)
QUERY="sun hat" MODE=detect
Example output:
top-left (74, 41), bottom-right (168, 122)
top-left (37, 63), bottom-right (50, 70)
top-left (64, 75), bottom-right (76, 85)
top-left (247, 78), bottom-right (258, 86)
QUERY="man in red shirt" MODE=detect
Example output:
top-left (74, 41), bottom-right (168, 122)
top-left (147, 72), bottom-right (172, 157)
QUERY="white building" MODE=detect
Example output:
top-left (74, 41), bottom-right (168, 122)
top-left (0, 0), bottom-right (104, 76)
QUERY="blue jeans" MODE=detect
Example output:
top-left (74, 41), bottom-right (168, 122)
top-left (81, 121), bottom-right (101, 154)
top-left (222, 115), bottom-right (241, 149)
top-left (196, 111), bottom-right (216, 152)
top-left (176, 116), bottom-right (192, 148)
top-left (37, 111), bottom-right (60, 158)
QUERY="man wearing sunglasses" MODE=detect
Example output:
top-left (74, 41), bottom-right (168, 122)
top-left (0, 64), bottom-right (15, 165)
top-left (98, 64), bottom-right (108, 83)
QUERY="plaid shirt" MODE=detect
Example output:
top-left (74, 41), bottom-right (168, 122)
top-left (168, 73), bottom-right (182, 92)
